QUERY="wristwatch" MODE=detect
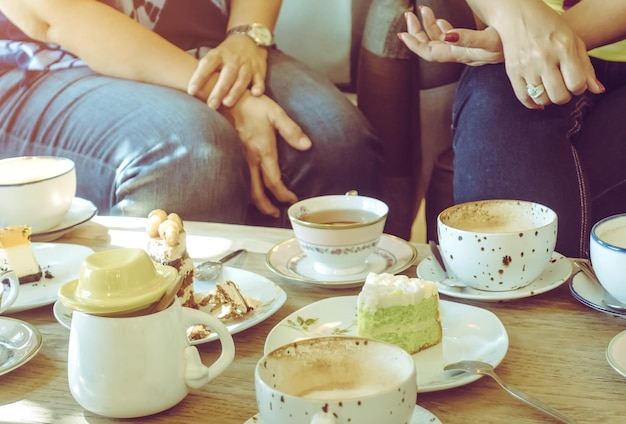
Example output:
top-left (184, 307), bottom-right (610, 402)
top-left (226, 23), bottom-right (276, 47)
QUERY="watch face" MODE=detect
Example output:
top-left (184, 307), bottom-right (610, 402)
top-left (249, 24), bottom-right (274, 47)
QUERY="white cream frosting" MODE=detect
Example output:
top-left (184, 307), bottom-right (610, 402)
top-left (357, 272), bottom-right (438, 309)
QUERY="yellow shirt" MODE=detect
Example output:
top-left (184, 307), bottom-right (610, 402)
top-left (544, 0), bottom-right (626, 61)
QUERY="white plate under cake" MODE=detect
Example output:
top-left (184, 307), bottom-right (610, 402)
top-left (264, 295), bottom-right (509, 392)
top-left (4, 242), bottom-right (94, 314)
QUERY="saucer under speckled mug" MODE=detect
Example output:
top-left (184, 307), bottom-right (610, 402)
top-left (255, 336), bottom-right (417, 424)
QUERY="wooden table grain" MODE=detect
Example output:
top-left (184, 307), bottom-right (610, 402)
top-left (1, 216), bottom-right (625, 424)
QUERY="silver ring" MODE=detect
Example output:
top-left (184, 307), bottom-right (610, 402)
top-left (526, 83), bottom-right (545, 100)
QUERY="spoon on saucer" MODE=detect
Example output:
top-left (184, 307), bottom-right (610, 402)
top-left (428, 241), bottom-right (466, 289)
top-left (444, 360), bottom-right (575, 424)
top-left (195, 249), bottom-right (246, 280)
top-left (573, 258), bottom-right (626, 311)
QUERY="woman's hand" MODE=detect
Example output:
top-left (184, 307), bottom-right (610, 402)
top-left (188, 35), bottom-right (269, 109)
top-left (465, 0), bottom-right (604, 109)
top-left (221, 93), bottom-right (312, 217)
top-left (399, 8), bottom-right (503, 66)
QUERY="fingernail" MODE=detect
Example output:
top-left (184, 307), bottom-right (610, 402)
top-left (596, 79), bottom-right (606, 93)
top-left (444, 32), bottom-right (459, 43)
top-left (208, 98), bottom-right (219, 109)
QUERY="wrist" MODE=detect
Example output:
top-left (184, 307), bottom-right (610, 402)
top-left (226, 23), bottom-right (275, 47)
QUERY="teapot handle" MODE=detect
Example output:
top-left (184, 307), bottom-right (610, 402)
top-left (0, 270), bottom-right (19, 313)
top-left (180, 306), bottom-right (235, 389)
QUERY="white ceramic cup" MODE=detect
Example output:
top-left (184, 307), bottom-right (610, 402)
top-left (255, 336), bottom-right (417, 424)
top-left (68, 299), bottom-right (235, 418)
top-left (590, 213), bottom-right (626, 304)
top-left (0, 156), bottom-right (76, 233)
top-left (437, 199), bottom-right (558, 291)
top-left (287, 193), bottom-right (388, 276)
top-left (0, 270), bottom-right (19, 314)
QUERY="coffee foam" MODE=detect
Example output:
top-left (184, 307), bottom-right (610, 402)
top-left (598, 224), bottom-right (626, 249)
top-left (441, 201), bottom-right (552, 233)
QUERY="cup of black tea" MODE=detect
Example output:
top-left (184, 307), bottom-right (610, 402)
top-left (287, 193), bottom-right (388, 276)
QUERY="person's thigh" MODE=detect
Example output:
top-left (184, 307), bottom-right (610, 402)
top-left (575, 84), bottom-right (626, 227)
top-left (250, 50), bottom-right (383, 227)
top-left (452, 64), bottom-right (591, 258)
top-left (0, 67), bottom-right (250, 224)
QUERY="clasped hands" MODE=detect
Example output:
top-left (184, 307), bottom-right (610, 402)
top-left (399, 5), bottom-right (604, 110)
top-left (187, 35), bottom-right (311, 218)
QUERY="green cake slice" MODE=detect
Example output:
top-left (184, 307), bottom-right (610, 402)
top-left (357, 272), bottom-right (442, 354)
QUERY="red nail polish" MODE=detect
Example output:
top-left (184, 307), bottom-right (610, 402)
top-left (444, 32), bottom-right (460, 43)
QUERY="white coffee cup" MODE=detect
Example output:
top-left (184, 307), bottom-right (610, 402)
top-left (287, 193), bottom-right (388, 276)
top-left (255, 336), bottom-right (417, 424)
top-left (68, 299), bottom-right (235, 418)
top-left (0, 270), bottom-right (19, 314)
top-left (437, 199), bottom-right (558, 291)
top-left (0, 156), bottom-right (76, 233)
top-left (590, 213), bottom-right (626, 304)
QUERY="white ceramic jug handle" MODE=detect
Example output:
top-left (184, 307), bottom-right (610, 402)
top-left (311, 412), bottom-right (339, 424)
top-left (181, 307), bottom-right (235, 389)
top-left (0, 270), bottom-right (19, 313)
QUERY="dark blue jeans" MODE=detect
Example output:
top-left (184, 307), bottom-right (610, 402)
top-left (0, 49), bottom-right (382, 228)
top-left (452, 59), bottom-right (626, 258)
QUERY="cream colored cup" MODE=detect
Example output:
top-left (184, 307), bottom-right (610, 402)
top-left (0, 156), bottom-right (76, 233)
top-left (437, 199), bottom-right (558, 291)
top-left (68, 298), bottom-right (235, 418)
top-left (58, 248), bottom-right (176, 315)
top-left (255, 336), bottom-right (417, 424)
top-left (0, 270), bottom-right (19, 314)
top-left (287, 193), bottom-right (388, 276)
top-left (590, 213), bottom-right (626, 304)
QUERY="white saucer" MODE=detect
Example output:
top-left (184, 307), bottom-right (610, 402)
top-left (0, 317), bottom-right (43, 376)
top-left (5, 243), bottom-right (94, 314)
top-left (569, 271), bottom-right (626, 318)
top-left (244, 404), bottom-right (442, 424)
top-left (54, 266), bottom-right (287, 345)
top-left (417, 252), bottom-right (572, 302)
top-left (264, 295), bottom-right (508, 392)
top-left (30, 197), bottom-right (98, 242)
top-left (265, 234), bottom-right (418, 288)
top-left (607, 330), bottom-right (626, 378)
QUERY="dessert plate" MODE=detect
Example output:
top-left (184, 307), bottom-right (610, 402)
top-left (607, 330), bottom-right (626, 378)
top-left (570, 271), bottom-right (626, 318)
top-left (265, 235), bottom-right (418, 288)
top-left (264, 296), bottom-right (508, 392)
top-left (54, 266), bottom-right (287, 345)
top-left (0, 317), bottom-right (43, 376)
top-left (244, 405), bottom-right (442, 424)
top-left (5, 242), bottom-right (94, 314)
top-left (31, 197), bottom-right (98, 242)
top-left (417, 252), bottom-right (572, 302)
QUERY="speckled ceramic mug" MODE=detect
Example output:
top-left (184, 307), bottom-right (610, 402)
top-left (437, 199), bottom-right (558, 291)
top-left (255, 336), bottom-right (417, 424)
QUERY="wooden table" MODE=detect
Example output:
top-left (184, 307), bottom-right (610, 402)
top-left (1, 216), bottom-right (625, 424)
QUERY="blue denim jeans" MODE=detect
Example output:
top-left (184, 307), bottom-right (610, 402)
top-left (452, 59), bottom-right (626, 258)
top-left (0, 49), bottom-right (382, 228)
